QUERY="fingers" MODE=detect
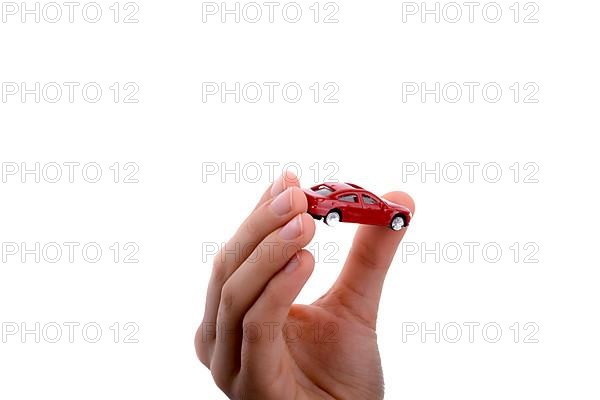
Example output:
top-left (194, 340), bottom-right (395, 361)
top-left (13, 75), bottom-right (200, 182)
top-left (241, 250), bottom-right (315, 384)
top-left (332, 191), bottom-right (415, 329)
top-left (227, 172), bottom-right (303, 276)
top-left (211, 214), bottom-right (316, 384)
top-left (254, 170), bottom-right (301, 211)
top-left (197, 172), bottom-right (304, 365)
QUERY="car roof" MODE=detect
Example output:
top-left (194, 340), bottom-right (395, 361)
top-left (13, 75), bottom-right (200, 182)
top-left (320, 182), bottom-right (366, 192)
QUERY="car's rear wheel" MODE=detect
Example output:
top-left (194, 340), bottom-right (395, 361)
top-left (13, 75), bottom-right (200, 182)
top-left (325, 210), bottom-right (341, 227)
top-left (390, 215), bottom-right (405, 231)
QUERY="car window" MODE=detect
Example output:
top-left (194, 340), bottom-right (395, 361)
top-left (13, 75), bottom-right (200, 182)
top-left (313, 185), bottom-right (334, 196)
top-left (338, 194), bottom-right (358, 203)
top-left (362, 195), bottom-right (378, 205)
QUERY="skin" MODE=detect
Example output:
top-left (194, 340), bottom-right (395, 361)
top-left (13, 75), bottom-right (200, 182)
top-left (195, 171), bottom-right (415, 400)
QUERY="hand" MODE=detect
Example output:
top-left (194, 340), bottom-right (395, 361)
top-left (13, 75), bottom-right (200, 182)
top-left (195, 172), bottom-right (415, 399)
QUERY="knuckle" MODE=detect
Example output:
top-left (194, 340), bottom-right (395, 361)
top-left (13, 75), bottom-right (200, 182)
top-left (243, 215), bottom-right (261, 238)
top-left (194, 322), bottom-right (216, 367)
top-left (194, 321), bottom-right (217, 369)
top-left (210, 367), bottom-right (232, 394)
top-left (242, 308), bottom-right (259, 329)
top-left (259, 286), bottom-right (279, 310)
top-left (194, 337), bottom-right (211, 368)
top-left (219, 283), bottom-right (235, 314)
top-left (247, 285), bottom-right (280, 321)
top-left (211, 256), bottom-right (227, 285)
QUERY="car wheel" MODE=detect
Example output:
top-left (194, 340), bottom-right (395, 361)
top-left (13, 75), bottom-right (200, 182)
top-left (390, 215), bottom-right (405, 231)
top-left (325, 210), bottom-right (341, 227)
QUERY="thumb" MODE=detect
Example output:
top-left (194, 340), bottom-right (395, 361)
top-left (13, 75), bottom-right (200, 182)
top-left (332, 191), bottom-right (415, 328)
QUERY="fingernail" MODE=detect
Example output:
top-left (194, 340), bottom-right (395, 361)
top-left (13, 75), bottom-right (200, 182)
top-left (284, 254), bottom-right (300, 273)
top-left (269, 187), bottom-right (293, 216)
top-left (279, 215), bottom-right (303, 240)
top-left (271, 175), bottom-right (286, 197)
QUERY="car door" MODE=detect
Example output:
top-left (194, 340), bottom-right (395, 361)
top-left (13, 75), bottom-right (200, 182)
top-left (360, 193), bottom-right (384, 225)
top-left (336, 193), bottom-right (360, 222)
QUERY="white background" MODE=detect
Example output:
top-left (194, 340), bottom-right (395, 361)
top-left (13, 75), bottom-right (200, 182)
top-left (1, 0), bottom-right (599, 399)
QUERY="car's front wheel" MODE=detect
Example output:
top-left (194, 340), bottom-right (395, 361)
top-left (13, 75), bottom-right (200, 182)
top-left (390, 215), bottom-right (405, 231)
top-left (325, 210), bottom-right (341, 227)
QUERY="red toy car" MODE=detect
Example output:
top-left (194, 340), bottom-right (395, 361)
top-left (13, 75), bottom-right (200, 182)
top-left (303, 182), bottom-right (412, 231)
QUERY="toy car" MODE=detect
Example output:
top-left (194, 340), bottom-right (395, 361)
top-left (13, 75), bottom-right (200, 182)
top-left (303, 182), bottom-right (412, 231)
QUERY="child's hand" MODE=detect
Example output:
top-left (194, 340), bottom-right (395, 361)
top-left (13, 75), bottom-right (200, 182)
top-left (195, 172), bottom-right (415, 399)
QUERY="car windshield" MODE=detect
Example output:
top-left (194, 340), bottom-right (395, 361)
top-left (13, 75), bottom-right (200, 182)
top-left (313, 186), bottom-right (334, 196)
